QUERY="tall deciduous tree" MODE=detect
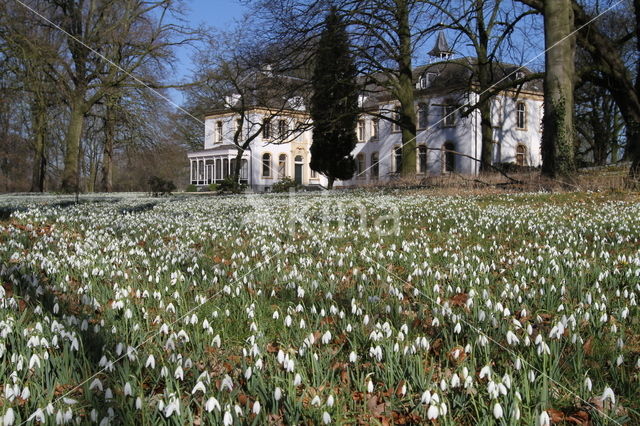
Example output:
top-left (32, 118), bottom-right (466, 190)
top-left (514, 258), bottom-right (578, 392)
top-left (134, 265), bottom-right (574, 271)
top-left (309, 7), bottom-right (358, 189)
top-left (534, 0), bottom-right (577, 177)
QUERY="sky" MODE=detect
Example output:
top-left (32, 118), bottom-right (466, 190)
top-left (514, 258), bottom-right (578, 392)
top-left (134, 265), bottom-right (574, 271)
top-left (169, 0), bottom-right (248, 101)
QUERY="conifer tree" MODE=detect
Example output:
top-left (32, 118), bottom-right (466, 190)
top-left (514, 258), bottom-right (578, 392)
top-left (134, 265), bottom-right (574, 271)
top-left (309, 7), bottom-right (358, 189)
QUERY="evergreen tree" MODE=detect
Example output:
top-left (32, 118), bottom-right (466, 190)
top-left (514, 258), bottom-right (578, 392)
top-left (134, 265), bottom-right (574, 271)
top-left (309, 7), bottom-right (358, 189)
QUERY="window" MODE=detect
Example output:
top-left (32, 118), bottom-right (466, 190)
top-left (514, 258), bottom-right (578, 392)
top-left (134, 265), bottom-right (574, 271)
top-left (356, 153), bottom-right (366, 178)
top-left (310, 168), bottom-right (318, 179)
top-left (278, 154), bottom-right (287, 179)
top-left (198, 160), bottom-right (204, 181)
top-left (371, 152), bottom-right (379, 180)
top-left (216, 121), bottom-right (223, 143)
top-left (215, 159), bottom-right (221, 180)
top-left (262, 153), bottom-right (272, 177)
top-left (418, 103), bottom-right (429, 129)
top-left (515, 71), bottom-right (526, 80)
top-left (357, 120), bottom-right (365, 142)
top-left (230, 159), bottom-right (236, 178)
top-left (516, 101), bottom-right (527, 129)
top-left (222, 158), bottom-right (229, 178)
top-left (240, 160), bottom-right (249, 181)
top-left (418, 145), bottom-right (428, 173)
top-left (263, 119), bottom-right (271, 139)
top-left (419, 72), bottom-right (437, 89)
top-left (443, 105), bottom-right (456, 127)
top-left (442, 142), bottom-right (455, 173)
top-left (371, 119), bottom-right (379, 140)
top-left (393, 146), bottom-right (403, 173)
top-left (516, 144), bottom-right (527, 166)
top-left (191, 161), bottom-right (197, 183)
top-left (278, 119), bottom-right (287, 138)
top-left (392, 107), bottom-right (401, 132)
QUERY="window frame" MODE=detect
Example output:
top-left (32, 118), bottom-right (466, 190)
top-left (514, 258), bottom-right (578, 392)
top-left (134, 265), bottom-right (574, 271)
top-left (216, 121), bottom-right (223, 143)
top-left (356, 153), bottom-right (366, 178)
top-left (393, 146), bottom-right (403, 173)
top-left (443, 105), bottom-right (457, 127)
top-left (516, 144), bottom-right (527, 166)
top-left (417, 144), bottom-right (428, 174)
top-left (516, 101), bottom-right (527, 130)
top-left (417, 103), bottom-right (429, 129)
top-left (262, 153), bottom-right (272, 178)
top-left (371, 152), bottom-right (379, 180)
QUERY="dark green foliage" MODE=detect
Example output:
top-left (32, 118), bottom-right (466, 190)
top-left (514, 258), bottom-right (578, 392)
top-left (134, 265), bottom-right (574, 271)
top-left (218, 176), bottom-right (247, 193)
top-left (147, 176), bottom-right (176, 196)
top-left (309, 7), bottom-right (358, 189)
top-left (272, 177), bottom-right (299, 193)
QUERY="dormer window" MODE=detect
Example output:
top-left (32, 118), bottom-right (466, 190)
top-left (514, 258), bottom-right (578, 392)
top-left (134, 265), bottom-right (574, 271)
top-left (216, 121), bottom-right (223, 143)
top-left (515, 71), bottom-right (526, 80)
top-left (419, 72), bottom-right (437, 89)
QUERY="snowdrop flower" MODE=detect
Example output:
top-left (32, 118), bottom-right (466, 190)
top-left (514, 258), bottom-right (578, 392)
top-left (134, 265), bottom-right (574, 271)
top-left (322, 411), bottom-right (331, 424)
top-left (427, 404), bottom-right (439, 420)
top-left (321, 331), bottom-right (332, 344)
top-left (327, 394), bottom-right (335, 407)
top-left (245, 367), bottom-right (252, 380)
top-left (311, 395), bottom-right (321, 406)
top-left (221, 375), bottom-right (234, 391)
top-left (274, 387), bottom-right (282, 401)
top-left (174, 365), bottom-right (184, 380)
top-left (539, 410), bottom-right (551, 426)
top-left (493, 402), bottom-right (503, 419)
top-left (223, 410), bottom-right (233, 426)
top-left (349, 351), bottom-right (357, 363)
top-left (89, 378), bottom-right (103, 392)
top-left (479, 365), bottom-right (492, 379)
top-left (4, 407), bottom-right (15, 426)
top-left (124, 382), bottom-right (133, 397)
top-left (191, 381), bottom-right (206, 395)
top-left (584, 377), bottom-right (592, 392)
top-left (205, 397), bottom-right (220, 412)
top-left (145, 354), bottom-right (155, 369)
top-left (367, 379), bottom-right (374, 393)
top-left (602, 387), bottom-right (616, 404)
top-left (28, 408), bottom-right (45, 423)
top-left (252, 401), bottom-right (261, 415)
top-left (421, 390), bottom-right (431, 405)
top-left (293, 374), bottom-right (302, 386)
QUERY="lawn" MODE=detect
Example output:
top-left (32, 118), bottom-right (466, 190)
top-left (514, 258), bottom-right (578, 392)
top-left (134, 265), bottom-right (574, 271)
top-left (0, 191), bottom-right (638, 425)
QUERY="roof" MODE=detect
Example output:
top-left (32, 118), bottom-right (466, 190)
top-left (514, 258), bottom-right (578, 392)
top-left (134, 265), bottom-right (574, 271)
top-left (428, 32), bottom-right (453, 57)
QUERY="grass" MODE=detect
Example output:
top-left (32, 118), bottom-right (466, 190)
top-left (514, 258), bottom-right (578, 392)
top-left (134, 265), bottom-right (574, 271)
top-left (0, 190), bottom-right (638, 424)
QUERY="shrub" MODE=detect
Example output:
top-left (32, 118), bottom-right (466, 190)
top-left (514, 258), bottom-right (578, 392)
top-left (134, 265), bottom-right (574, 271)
top-left (218, 176), bottom-right (247, 194)
top-left (272, 177), bottom-right (299, 193)
top-left (148, 176), bottom-right (176, 196)
top-left (184, 184), bottom-right (197, 193)
top-left (208, 183), bottom-right (219, 192)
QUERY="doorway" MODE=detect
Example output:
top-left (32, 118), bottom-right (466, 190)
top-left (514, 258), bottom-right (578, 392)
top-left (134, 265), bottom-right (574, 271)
top-left (294, 155), bottom-right (303, 185)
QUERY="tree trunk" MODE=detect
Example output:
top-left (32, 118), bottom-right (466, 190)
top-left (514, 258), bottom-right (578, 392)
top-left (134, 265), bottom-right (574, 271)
top-left (101, 98), bottom-right (116, 192)
top-left (30, 99), bottom-right (47, 192)
top-left (327, 176), bottom-right (335, 190)
top-left (541, 0), bottom-right (576, 178)
top-left (475, 3), bottom-right (494, 173)
top-left (61, 99), bottom-right (86, 192)
top-left (397, 0), bottom-right (417, 176)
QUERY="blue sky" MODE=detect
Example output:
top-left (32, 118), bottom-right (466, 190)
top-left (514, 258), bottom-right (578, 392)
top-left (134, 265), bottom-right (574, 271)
top-left (169, 0), bottom-right (248, 99)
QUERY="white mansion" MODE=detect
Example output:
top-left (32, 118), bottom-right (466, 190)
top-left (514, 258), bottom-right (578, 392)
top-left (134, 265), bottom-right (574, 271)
top-left (188, 35), bottom-right (542, 190)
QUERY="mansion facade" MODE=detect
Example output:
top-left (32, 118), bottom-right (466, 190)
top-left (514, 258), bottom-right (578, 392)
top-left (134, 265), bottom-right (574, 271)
top-left (188, 36), bottom-right (543, 191)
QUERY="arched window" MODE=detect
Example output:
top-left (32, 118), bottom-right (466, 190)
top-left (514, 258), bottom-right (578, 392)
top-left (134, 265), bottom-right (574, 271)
top-left (262, 153), bottom-right (272, 177)
top-left (516, 101), bottom-right (527, 129)
top-left (278, 154), bottom-right (287, 179)
top-left (356, 153), bottom-right (366, 178)
top-left (418, 145), bottom-right (428, 173)
top-left (418, 103), bottom-right (429, 129)
top-left (516, 144), bottom-right (527, 166)
top-left (371, 152), bottom-right (379, 180)
top-left (393, 146), bottom-right (403, 173)
top-left (442, 142), bottom-right (455, 173)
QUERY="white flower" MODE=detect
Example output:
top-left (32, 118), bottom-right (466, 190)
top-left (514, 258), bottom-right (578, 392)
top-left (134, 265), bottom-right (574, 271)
top-left (427, 404), bottom-right (439, 420)
top-left (293, 374), bottom-right (302, 386)
top-left (221, 375), bottom-right (233, 391)
top-left (321, 331), bottom-right (332, 344)
top-left (421, 390), bottom-right (431, 405)
top-left (191, 381), bottom-right (206, 395)
top-left (4, 407), bottom-right (15, 426)
top-left (252, 400), bottom-right (261, 414)
top-left (479, 365), bottom-right (491, 379)
top-left (89, 378), bottom-right (103, 392)
top-left (311, 395), bottom-right (321, 406)
top-left (602, 387), bottom-right (616, 404)
top-left (349, 351), bottom-right (357, 363)
top-left (205, 397), bottom-right (220, 412)
top-left (539, 410), bottom-right (551, 426)
top-left (367, 379), bottom-right (374, 393)
top-left (327, 394), bottom-right (334, 407)
top-left (493, 402), bottom-right (503, 419)
top-left (124, 382), bottom-right (133, 397)
top-left (274, 387), bottom-right (282, 401)
top-left (145, 355), bottom-right (155, 369)
top-left (322, 411), bottom-right (331, 424)
top-left (584, 377), bottom-right (592, 392)
top-left (223, 410), bottom-right (233, 426)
